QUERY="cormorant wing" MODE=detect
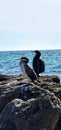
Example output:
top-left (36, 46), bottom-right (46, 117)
top-left (24, 64), bottom-right (37, 81)
top-left (38, 58), bottom-right (45, 72)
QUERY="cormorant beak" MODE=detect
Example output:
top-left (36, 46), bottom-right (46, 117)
top-left (16, 58), bottom-right (20, 60)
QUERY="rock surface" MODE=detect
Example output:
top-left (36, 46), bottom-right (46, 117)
top-left (0, 74), bottom-right (61, 130)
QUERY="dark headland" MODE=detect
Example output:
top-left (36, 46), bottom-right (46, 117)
top-left (0, 74), bottom-right (61, 130)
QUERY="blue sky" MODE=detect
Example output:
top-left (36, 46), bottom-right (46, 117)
top-left (0, 0), bottom-right (61, 50)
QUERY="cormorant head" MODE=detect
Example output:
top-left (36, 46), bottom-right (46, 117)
top-left (20, 57), bottom-right (29, 63)
top-left (35, 50), bottom-right (41, 57)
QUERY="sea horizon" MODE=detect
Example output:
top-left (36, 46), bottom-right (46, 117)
top-left (0, 48), bottom-right (61, 52)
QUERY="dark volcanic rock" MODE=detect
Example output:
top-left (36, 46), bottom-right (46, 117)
top-left (38, 75), bottom-right (60, 83)
top-left (0, 95), bottom-right (61, 130)
top-left (0, 74), bottom-right (61, 130)
top-left (54, 113), bottom-right (61, 130)
top-left (0, 74), bottom-right (10, 81)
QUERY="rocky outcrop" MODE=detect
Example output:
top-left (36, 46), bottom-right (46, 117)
top-left (0, 74), bottom-right (61, 130)
top-left (54, 113), bottom-right (61, 130)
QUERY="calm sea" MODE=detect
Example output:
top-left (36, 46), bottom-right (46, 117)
top-left (0, 50), bottom-right (61, 80)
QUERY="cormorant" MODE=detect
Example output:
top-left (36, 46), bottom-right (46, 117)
top-left (20, 57), bottom-right (37, 82)
top-left (32, 50), bottom-right (45, 76)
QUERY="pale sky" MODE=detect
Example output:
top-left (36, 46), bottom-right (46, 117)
top-left (0, 0), bottom-right (61, 50)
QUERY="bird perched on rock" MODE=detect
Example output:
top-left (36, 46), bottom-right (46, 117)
top-left (32, 50), bottom-right (45, 77)
top-left (20, 57), bottom-right (37, 82)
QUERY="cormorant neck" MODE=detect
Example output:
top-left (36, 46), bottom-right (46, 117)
top-left (35, 53), bottom-right (40, 58)
top-left (20, 61), bottom-right (27, 65)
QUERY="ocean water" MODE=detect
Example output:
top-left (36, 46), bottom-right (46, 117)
top-left (0, 50), bottom-right (61, 80)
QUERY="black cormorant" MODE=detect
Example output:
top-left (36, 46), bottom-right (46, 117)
top-left (33, 50), bottom-right (45, 76)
